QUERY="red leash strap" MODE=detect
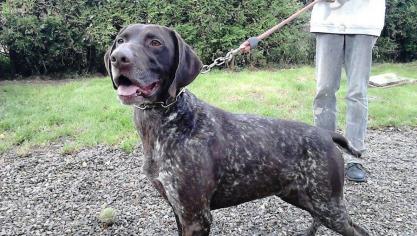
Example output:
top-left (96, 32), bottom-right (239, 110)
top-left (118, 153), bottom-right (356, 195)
top-left (257, 0), bottom-right (321, 41)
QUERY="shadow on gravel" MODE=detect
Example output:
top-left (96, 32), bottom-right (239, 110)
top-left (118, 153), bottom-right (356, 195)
top-left (1, 128), bottom-right (416, 235)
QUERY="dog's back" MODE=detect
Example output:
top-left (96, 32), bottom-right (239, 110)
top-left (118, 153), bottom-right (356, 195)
top-left (173, 92), bottom-right (345, 210)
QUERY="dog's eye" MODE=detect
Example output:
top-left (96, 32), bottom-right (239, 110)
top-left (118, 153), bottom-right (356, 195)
top-left (117, 38), bottom-right (124, 44)
top-left (150, 39), bottom-right (162, 47)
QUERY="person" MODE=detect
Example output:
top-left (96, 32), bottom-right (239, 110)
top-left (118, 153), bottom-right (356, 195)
top-left (310, 0), bottom-right (386, 182)
top-left (240, 0), bottom-right (386, 182)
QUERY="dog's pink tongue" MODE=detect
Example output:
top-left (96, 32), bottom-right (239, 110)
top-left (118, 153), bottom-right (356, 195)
top-left (117, 85), bottom-right (140, 96)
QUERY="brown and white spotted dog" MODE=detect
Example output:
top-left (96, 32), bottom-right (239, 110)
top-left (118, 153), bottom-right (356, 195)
top-left (104, 24), bottom-right (369, 236)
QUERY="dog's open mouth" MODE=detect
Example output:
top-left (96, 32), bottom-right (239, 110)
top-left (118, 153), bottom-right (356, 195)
top-left (117, 76), bottom-right (160, 100)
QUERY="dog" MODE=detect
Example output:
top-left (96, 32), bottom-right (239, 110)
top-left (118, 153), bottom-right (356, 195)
top-left (104, 24), bottom-right (369, 236)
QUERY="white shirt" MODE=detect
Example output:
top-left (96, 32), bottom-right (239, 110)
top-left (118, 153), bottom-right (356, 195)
top-left (310, 0), bottom-right (386, 36)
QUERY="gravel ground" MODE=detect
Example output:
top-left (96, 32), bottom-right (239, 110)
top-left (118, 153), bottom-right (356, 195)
top-left (1, 127), bottom-right (416, 236)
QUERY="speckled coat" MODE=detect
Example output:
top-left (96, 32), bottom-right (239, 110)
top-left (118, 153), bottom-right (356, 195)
top-left (134, 91), bottom-right (366, 236)
top-left (105, 24), bottom-right (369, 236)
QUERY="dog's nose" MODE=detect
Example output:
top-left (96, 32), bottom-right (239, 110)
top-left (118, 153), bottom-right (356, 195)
top-left (110, 48), bottom-right (133, 68)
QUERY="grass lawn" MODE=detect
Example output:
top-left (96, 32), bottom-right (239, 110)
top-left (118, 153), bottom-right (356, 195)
top-left (1, 62), bottom-right (416, 154)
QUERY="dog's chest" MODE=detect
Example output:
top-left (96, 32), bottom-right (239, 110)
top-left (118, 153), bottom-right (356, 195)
top-left (142, 138), bottom-right (168, 179)
top-left (141, 129), bottom-right (187, 181)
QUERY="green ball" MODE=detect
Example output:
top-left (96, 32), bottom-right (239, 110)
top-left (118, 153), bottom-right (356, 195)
top-left (99, 207), bottom-right (117, 225)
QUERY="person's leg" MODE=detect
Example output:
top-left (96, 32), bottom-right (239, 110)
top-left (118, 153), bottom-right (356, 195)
top-left (313, 33), bottom-right (345, 131)
top-left (344, 34), bottom-right (378, 182)
top-left (344, 35), bottom-right (377, 152)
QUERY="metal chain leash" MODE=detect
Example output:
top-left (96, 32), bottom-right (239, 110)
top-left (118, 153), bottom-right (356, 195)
top-left (200, 0), bottom-right (321, 74)
top-left (200, 48), bottom-right (241, 74)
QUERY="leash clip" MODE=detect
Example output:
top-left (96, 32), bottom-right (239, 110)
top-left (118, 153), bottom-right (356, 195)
top-left (201, 48), bottom-right (241, 74)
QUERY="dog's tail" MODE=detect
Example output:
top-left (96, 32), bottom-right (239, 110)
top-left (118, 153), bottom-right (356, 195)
top-left (331, 132), bottom-right (361, 158)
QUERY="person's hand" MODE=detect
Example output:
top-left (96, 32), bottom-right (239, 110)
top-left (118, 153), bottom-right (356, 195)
top-left (239, 41), bottom-right (251, 54)
top-left (239, 37), bottom-right (260, 53)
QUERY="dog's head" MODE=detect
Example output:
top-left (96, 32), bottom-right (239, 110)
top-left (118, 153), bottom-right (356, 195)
top-left (104, 24), bottom-right (202, 105)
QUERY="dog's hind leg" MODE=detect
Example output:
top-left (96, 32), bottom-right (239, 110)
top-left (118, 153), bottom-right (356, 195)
top-left (295, 217), bottom-right (321, 236)
top-left (321, 216), bottom-right (369, 236)
top-left (312, 197), bottom-right (369, 236)
top-left (279, 192), bottom-right (322, 236)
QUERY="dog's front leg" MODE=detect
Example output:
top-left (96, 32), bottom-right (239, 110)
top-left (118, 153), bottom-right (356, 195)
top-left (173, 211), bottom-right (183, 235)
top-left (161, 181), bottom-right (213, 236)
top-left (153, 177), bottom-right (213, 236)
top-left (151, 180), bottom-right (186, 235)
top-left (174, 208), bottom-right (212, 236)
top-left (163, 190), bottom-right (211, 236)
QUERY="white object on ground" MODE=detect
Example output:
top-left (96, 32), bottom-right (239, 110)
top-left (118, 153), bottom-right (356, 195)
top-left (369, 73), bottom-right (416, 88)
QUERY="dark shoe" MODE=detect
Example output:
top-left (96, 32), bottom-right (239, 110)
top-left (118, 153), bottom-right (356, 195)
top-left (346, 163), bottom-right (367, 182)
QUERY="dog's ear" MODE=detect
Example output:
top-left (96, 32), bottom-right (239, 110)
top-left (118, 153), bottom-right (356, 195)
top-left (104, 26), bottom-right (127, 90)
top-left (168, 30), bottom-right (202, 98)
top-left (104, 44), bottom-right (117, 89)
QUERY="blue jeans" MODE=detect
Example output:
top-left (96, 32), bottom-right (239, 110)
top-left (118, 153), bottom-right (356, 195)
top-left (313, 33), bottom-right (377, 159)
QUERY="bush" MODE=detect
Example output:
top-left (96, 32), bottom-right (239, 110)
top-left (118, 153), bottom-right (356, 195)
top-left (0, 0), bottom-right (415, 77)
top-left (145, 0), bottom-right (314, 67)
top-left (375, 0), bottom-right (417, 62)
top-left (0, 54), bottom-right (11, 78)
top-left (0, 0), bottom-right (313, 76)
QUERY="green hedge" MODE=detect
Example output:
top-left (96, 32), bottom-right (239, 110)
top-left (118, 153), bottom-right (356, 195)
top-left (375, 0), bottom-right (417, 62)
top-left (0, 0), bottom-right (416, 77)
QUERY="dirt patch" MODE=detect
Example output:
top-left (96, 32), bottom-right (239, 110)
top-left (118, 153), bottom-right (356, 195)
top-left (1, 128), bottom-right (416, 235)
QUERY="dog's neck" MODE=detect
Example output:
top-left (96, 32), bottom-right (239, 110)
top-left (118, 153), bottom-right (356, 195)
top-left (133, 88), bottom-right (186, 110)
top-left (133, 91), bottom-right (197, 156)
